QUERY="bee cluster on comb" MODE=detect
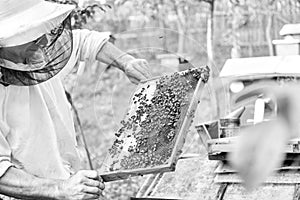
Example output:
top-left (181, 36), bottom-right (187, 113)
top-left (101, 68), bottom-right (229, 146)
top-left (100, 66), bottom-right (209, 181)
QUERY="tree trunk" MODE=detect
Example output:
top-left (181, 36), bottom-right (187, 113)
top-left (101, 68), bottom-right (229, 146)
top-left (266, 13), bottom-right (274, 56)
top-left (158, 8), bottom-right (168, 52)
top-left (231, 4), bottom-right (242, 58)
top-left (266, 10), bottom-right (274, 56)
top-left (176, 6), bottom-right (186, 54)
top-left (159, 20), bottom-right (168, 52)
top-left (177, 25), bottom-right (185, 54)
top-left (206, 0), bottom-right (220, 118)
top-left (207, 0), bottom-right (214, 73)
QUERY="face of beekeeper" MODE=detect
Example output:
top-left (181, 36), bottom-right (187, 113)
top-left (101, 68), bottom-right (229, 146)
top-left (0, 35), bottom-right (48, 66)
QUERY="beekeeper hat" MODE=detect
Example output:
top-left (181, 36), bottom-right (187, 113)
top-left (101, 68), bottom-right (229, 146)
top-left (0, 0), bottom-right (75, 47)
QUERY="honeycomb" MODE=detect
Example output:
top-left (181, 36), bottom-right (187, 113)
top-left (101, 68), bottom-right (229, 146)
top-left (103, 66), bottom-right (209, 174)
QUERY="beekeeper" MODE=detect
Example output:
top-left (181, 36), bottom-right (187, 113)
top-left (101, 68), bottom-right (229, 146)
top-left (0, 0), bottom-right (151, 199)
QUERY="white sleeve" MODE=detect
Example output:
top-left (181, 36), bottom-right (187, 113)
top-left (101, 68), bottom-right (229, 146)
top-left (58, 29), bottom-right (109, 79)
top-left (73, 29), bottom-right (109, 62)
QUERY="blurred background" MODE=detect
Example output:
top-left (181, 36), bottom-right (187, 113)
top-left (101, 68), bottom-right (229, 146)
top-left (48, 0), bottom-right (300, 199)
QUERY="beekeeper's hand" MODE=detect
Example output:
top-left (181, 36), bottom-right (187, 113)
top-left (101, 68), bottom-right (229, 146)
top-left (57, 170), bottom-right (105, 200)
top-left (96, 42), bottom-right (151, 84)
top-left (123, 58), bottom-right (151, 84)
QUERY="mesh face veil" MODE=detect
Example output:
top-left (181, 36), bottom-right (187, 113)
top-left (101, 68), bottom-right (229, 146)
top-left (0, 15), bottom-right (73, 86)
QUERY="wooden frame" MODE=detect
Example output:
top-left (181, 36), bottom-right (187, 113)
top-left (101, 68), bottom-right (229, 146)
top-left (195, 120), bottom-right (219, 151)
top-left (207, 137), bottom-right (300, 155)
top-left (215, 171), bottom-right (300, 184)
top-left (98, 68), bottom-right (208, 182)
top-left (209, 152), bottom-right (300, 161)
top-left (215, 161), bottom-right (300, 174)
top-left (211, 141), bottom-right (300, 185)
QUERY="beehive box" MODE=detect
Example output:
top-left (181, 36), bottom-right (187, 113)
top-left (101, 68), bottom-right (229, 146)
top-left (98, 66), bottom-right (210, 182)
top-left (206, 136), bottom-right (300, 161)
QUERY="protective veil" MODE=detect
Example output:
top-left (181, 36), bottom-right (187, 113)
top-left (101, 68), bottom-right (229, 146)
top-left (0, 16), bottom-right (73, 86)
